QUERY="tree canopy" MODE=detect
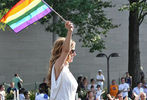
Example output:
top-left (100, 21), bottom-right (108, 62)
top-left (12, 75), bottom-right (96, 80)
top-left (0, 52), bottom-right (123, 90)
top-left (119, 0), bottom-right (147, 26)
top-left (0, 0), bottom-right (117, 52)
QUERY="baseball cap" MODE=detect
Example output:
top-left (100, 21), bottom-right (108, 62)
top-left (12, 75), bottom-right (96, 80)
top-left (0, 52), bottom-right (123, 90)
top-left (98, 69), bottom-right (102, 72)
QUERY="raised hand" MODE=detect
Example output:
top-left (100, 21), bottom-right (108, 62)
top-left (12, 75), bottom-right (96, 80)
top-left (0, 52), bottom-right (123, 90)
top-left (65, 21), bottom-right (74, 32)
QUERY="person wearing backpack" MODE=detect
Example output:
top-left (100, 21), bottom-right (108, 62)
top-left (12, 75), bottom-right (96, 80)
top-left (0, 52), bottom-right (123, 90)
top-left (12, 74), bottom-right (23, 90)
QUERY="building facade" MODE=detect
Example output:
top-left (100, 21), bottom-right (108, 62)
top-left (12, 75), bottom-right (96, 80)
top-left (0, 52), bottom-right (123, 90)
top-left (0, 0), bottom-right (147, 89)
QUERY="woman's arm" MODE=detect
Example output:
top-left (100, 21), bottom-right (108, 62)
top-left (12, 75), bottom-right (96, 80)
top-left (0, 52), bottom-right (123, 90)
top-left (124, 96), bottom-right (128, 100)
top-left (107, 94), bottom-right (114, 100)
top-left (101, 90), bottom-right (105, 95)
top-left (18, 76), bottom-right (23, 83)
top-left (54, 21), bottom-right (73, 80)
top-left (133, 92), bottom-right (139, 99)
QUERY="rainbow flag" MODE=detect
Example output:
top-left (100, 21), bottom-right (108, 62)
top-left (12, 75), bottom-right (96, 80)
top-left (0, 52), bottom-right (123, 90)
top-left (0, 0), bottom-right (52, 33)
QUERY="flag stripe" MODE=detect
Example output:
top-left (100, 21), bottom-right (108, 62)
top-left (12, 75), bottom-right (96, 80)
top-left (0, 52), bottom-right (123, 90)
top-left (0, 0), bottom-right (35, 23)
top-left (4, 0), bottom-right (41, 23)
top-left (13, 8), bottom-right (51, 33)
top-left (7, 2), bottom-right (44, 25)
top-left (10, 5), bottom-right (49, 29)
top-left (11, 0), bottom-right (26, 9)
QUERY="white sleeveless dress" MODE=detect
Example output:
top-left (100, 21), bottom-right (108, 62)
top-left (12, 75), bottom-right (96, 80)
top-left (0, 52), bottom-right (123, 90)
top-left (50, 65), bottom-right (78, 100)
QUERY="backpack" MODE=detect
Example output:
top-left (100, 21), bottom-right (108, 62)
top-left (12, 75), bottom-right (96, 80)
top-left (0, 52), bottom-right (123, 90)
top-left (17, 82), bottom-right (22, 89)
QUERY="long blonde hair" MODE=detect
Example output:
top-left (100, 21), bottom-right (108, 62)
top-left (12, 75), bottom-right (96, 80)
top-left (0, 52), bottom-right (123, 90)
top-left (47, 37), bottom-right (75, 87)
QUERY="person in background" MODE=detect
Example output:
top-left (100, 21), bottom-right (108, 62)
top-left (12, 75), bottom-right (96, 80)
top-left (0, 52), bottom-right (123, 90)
top-left (107, 91), bottom-right (123, 100)
top-left (81, 77), bottom-right (88, 90)
top-left (86, 91), bottom-right (96, 100)
top-left (24, 90), bottom-right (30, 100)
top-left (124, 72), bottom-right (132, 87)
top-left (41, 77), bottom-right (48, 94)
top-left (43, 77), bottom-right (48, 84)
top-left (77, 75), bottom-right (83, 85)
top-left (116, 91), bottom-right (124, 100)
top-left (134, 92), bottom-right (146, 100)
top-left (88, 78), bottom-right (97, 90)
top-left (96, 70), bottom-right (105, 90)
top-left (12, 74), bottom-right (23, 90)
top-left (77, 75), bottom-right (83, 92)
top-left (119, 77), bottom-right (130, 98)
top-left (96, 85), bottom-right (105, 100)
top-left (110, 80), bottom-right (119, 98)
top-left (133, 82), bottom-right (144, 99)
top-left (140, 92), bottom-right (146, 100)
top-left (142, 83), bottom-right (147, 99)
top-left (35, 83), bottom-right (49, 100)
top-left (0, 84), bottom-right (5, 100)
top-left (19, 88), bottom-right (25, 100)
top-left (90, 85), bottom-right (96, 97)
top-left (7, 82), bottom-right (17, 94)
top-left (124, 72), bottom-right (133, 99)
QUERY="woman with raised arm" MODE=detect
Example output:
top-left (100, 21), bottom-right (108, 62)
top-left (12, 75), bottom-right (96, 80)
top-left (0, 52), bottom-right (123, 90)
top-left (48, 21), bottom-right (78, 100)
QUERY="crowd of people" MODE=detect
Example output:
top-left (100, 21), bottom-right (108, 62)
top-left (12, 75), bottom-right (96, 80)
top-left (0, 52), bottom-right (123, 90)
top-left (0, 70), bottom-right (147, 100)
top-left (77, 70), bottom-right (105, 100)
top-left (76, 70), bottom-right (147, 100)
top-left (0, 74), bottom-right (50, 100)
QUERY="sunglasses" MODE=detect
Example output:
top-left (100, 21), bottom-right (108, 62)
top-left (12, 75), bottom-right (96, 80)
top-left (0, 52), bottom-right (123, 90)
top-left (70, 50), bottom-right (75, 53)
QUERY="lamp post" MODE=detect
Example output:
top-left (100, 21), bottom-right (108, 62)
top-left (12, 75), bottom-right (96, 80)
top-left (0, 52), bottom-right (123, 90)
top-left (96, 53), bottom-right (119, 93)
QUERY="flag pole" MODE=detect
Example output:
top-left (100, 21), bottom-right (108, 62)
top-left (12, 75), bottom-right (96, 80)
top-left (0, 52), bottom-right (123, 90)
top-left (42, 0), bottom-right (66, 22)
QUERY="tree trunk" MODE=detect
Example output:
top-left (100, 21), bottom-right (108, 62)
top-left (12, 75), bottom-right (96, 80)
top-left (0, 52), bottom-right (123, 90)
top-left (128, 0), bottom-right (141, 88)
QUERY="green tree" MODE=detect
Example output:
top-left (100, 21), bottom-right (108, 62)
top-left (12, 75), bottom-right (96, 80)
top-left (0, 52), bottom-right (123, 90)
top-left (120, 0), bottom-right (147, 87)
top-left (0, 0), bottom-right (117, 52)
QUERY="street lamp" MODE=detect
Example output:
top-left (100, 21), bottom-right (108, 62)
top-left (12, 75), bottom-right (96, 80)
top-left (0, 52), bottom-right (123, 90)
top-left (96, 53), bottom-right (119, 93)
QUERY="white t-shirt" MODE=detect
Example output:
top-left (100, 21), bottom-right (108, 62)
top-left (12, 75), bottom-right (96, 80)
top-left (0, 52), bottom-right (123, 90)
top-left (133, 87), bottom-right (144, 95)
top-left (119, 83), bottom-right (129, 97)
top-left (96, 74), bottom-right (105, 86)
top-left (96, 90), bottom-right (102, 100)
top-left (50, 65), bottom-right (78, 100)
top-left (0, 91), bottom-right (5, 100)
top-left (35, 93), bottom-right (49, 100)
top-left (19, 94), bottom-right (25, 100)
